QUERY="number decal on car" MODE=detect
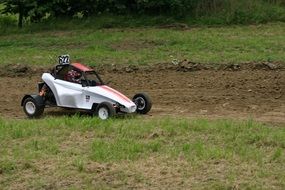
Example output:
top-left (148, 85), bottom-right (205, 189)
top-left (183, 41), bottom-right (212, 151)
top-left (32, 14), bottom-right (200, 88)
top-left (86, 95), bottom-right (90, 102)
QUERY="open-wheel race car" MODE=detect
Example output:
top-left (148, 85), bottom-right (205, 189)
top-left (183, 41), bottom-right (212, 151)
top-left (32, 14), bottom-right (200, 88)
top-left (21, 55), bottom-right (152, 120)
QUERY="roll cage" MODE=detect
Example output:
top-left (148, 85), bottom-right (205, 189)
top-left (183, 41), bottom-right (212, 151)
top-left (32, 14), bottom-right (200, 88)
top-left (52, 63), bottom-right (104, 87)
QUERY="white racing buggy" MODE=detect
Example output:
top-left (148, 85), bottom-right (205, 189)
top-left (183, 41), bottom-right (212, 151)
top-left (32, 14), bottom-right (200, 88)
top-left (21, 55), bottom-right (152, 120)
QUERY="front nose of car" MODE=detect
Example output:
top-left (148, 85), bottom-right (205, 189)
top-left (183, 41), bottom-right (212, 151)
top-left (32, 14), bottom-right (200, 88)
top-left (120, 104), bottom-right (137, 113)
top-left (129, 105), bottom-right (137, 113)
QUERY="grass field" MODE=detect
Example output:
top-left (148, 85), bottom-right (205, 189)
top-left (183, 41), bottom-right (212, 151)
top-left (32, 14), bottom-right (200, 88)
top-left (0, 22), bottom-right (284, 66)
top-left (0, 116), bottom-right (284, 189)
top-left (0, 21), bottom-right (285, 189)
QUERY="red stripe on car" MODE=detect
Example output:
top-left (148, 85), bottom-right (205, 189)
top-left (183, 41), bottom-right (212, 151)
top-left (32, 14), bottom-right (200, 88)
top-left (100, 85), bottom-right (132, 103)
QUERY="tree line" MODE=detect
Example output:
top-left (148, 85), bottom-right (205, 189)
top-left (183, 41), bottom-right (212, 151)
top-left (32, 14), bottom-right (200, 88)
top-left (1, 0), bottom-right (284, 27)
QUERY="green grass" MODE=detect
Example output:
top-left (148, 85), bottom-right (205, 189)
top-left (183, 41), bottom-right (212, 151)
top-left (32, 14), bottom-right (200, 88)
top-left (0, 116), bottom-right (284, 189)
top-left (0, 22), bottom-right (284, 66)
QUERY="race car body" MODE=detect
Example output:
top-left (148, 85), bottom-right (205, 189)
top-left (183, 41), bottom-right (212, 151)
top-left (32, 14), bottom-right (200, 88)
top-left (42, 72), bottom-right (137, 113)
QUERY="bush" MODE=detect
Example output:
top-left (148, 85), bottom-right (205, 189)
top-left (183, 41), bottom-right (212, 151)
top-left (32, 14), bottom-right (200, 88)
top-left (0, 15), bottom-right (16, 26)
top-left (1, 0), bottom-right (285, 27)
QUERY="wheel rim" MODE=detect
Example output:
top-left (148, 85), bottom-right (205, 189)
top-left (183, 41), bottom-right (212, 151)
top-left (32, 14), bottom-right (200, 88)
top-left (25, 101), bottom-right (36, 115)
top-left (98, 107), bottom-right (109, 120)
top-left (134, 97), bottom-right (146, 111)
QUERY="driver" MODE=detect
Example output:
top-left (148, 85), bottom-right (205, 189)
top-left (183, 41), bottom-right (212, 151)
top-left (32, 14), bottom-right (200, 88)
top-left (65, 69), bottom-right (81, 83)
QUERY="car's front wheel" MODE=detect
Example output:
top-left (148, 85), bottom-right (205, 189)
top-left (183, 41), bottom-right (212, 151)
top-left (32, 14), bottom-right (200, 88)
top-left (133, 93), bottom-right (152, 114)
top-left (23, 97), bottom-right (45, 118)
top-left (96, 102), bottom-right (116, 120)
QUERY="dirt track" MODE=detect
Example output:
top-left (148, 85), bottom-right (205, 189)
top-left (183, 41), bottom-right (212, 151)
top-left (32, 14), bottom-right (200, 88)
top-left (0, 63), bottom-right (284, 124)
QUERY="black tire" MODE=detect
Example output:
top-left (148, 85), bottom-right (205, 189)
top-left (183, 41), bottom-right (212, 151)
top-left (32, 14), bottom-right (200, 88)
top-left (133, 93), bottom-right (152, 114)
top-left (23, 97), bottom-right (44, 118)
top-left (96, 102), bottom-right (116, 120)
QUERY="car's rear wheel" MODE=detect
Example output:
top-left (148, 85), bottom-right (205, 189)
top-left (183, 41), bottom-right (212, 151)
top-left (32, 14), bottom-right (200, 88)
top-left (23, 97), bottom-right (44, 118)
top-left (133, 93), bottom-right (152, 114)
top-left (96, 102), bottom-right (116, 120)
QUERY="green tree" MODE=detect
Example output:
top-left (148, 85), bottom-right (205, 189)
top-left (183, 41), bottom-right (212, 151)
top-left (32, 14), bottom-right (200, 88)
top-left (1, 0), bottom-right (36, 28)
